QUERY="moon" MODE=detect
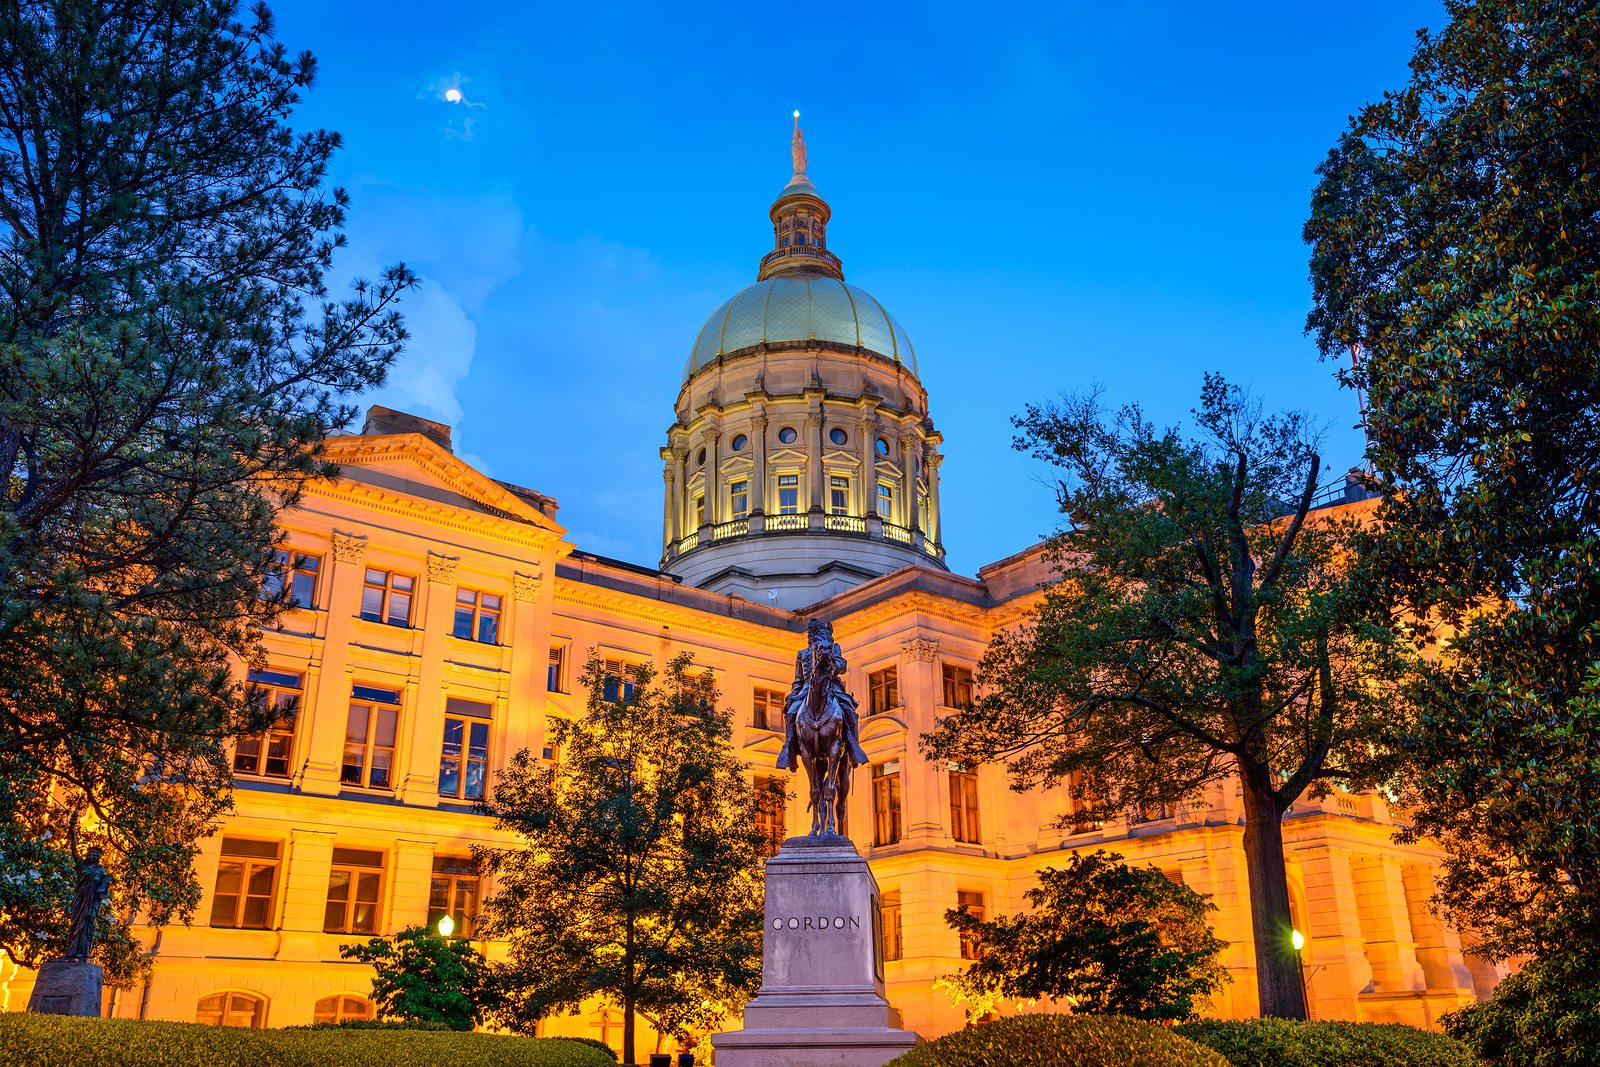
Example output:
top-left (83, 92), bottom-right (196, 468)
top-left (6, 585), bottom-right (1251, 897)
top-left (445, 88), bottom-right (463, 103)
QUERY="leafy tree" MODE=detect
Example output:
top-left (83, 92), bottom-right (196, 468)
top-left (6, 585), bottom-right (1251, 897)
top-left (1303, 0), bottom-right (1600, 998)
top-left (1442, 949), bottom-right (1600, 1067)
top-left (0, 0), bottom-right (413, 979)
top-left (926, 376), bottom-right (1413, 1019)
top-left (339, 925), bottom-right (500, 1031)
top-left (477, 654), bottom-right (765, 1065)
top-left (944, 851), bottom-right (1229, 1022)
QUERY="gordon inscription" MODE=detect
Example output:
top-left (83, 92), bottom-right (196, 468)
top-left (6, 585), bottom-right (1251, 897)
top-left (771, 914), bottom-right (863, 932)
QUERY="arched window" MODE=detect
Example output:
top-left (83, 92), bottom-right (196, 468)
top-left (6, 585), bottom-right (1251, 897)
top-left (314, 993), bottom-right (375, 1025)
top-left (197, 991), bottom-right (266, 1028)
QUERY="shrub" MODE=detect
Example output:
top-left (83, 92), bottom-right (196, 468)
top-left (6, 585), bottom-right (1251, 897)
top-left (558, 1036), bottom-right (619, 1061)
top-left (340, 924), bottom-right (501, 1031)
top-left (286, 1018), bottom-right (455, 1031)
top-left (1441, 949), bottom-right (1600, 1067)
top-left (886, 1013), bottom-right (1232, 1067)
top-left (0, 1013), bottom-right (615, 1067)
top-left (1176, 1018), bottom-right (1479, 1067)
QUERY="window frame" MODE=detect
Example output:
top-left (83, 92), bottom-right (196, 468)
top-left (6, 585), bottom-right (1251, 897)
top-left (777, 473), bottom-right (800, 515)
top-left (234, 669), bottom-right (301, 779)
top-left (941, 663), bottom-right (974, 708)
top-left (547, 645), bottom-right (566, 693)
top-left (752, 686), bottom-right (785, 732)
top-left (880, 890), bottom-right (903, 962)
top-left (209, 839), bottom-right (280, 930)
top-left (950, 764), bottom-right (981, 844)
top-left (263, 549), bottom-right (320, 610)
top-left (754, 775), bottom-right (787, 854)
top-left (876, 482), bottom-right (894, 519)
top-left (428, 856), bottom-right (481, 938)
top-left (313, 995), bottom-right (373, 1025)
top-left (343, 685), bottom-right (402, 791)
top-left (868, 667), bottom-right (899, 716)
top-left (829, 474), bottom-right (850, 516)
top-left (451, 588), bottom-right (502, 644)
top-left (872, 760), bottom-right (902, 847)
top-left (957, 890), bottom-right (986, 959)
top-left (602, 659), bottom-right (639, 705)
top-left (197, 991), bottom-right (266, 1028)
top-left (730, 479), bottom-right (750, 521)
top-left (323, 846), bottom-right (385, 935)
top-left (438, 698), bottom-right (492, 801)
top-left (359, 568), bottom-right (414, 627)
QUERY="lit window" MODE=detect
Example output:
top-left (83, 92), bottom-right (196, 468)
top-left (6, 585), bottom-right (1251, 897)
top-left (730, 480), bottom-right (750, 520)
top-left (880, 890), bottom-right (903, 961)
top-left (452, 589), bottom-right (501, 644)
top-left (263, 549), bottom-right (319, 609)
top-left (694, 493), bottom-right (706, 528)
top-left (1068, 769), bottom-right (1104, 832)
top-left (877, 483), bottom-right (893, 519)
top-left (941, 664), bottom-right (974, 708)
top-left (602, 659), bottom-right (638, 704)
top-left (439, 698), bottom-right (491, 801)
top-left (429, 856), bottom-right (480, 937)
top-left (235, 670), bottom-right (300, 779)
top-left (313, 995), bottom-right (373, 1024)
top-left (829, 427), bottom-right (848, 446)
top-left (868, 668), bottom-right (899, 716)
top-left (829, 475), bottom-right (850, 515)
top-left (343, 685), bottom-right (401, 790)
top-left (957, 890), bottom-right (986, 959)
top-left (210, 839), bottom-right (279, 929)
top-left (752, 687), bottom-right (784, 732)
top-left (731, 433), bottom-right (748, 451)
top-left (872, 761), bottom-right (902, 847)
top-left (950, 764), bottom-right (981, 844)
top-left (197, 991), bottom-right (265, 1028)
top-left (778, 427), bottom-right (797, 444)
top-left (755, 776), bottom-right (786, 855)
top-left (548, 646), bottom-right (565, 692)
top-left (778, 474), bottom-right (799, 514)
top-left (324, 847), bottom-right (384, 935)
top-left (359, 569), bottom-right (413, 627)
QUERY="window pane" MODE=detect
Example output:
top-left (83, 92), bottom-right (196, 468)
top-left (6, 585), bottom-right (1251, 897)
top-left (359, 586), bottom-right (383, 621)
top-left (452, 607), bottom-right (474, 639)
top-left (346, 705), bottom-right (368, 743)
top-left (368, 749), bottom-right (392, 789)
top-left (392, 574), bottom-right (413, 591)
top-left (477, 615), bottom-right (497, 644)
top-left (468, 721), bottom-right (490, 760)
top-left (387, 592), bottom-right (411, 626)
top-left (375, 708), bottom-right (398, 747)
top-left (290, 570), bottom-right (316, 608)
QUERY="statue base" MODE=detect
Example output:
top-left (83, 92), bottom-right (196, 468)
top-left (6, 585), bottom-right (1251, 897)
top-left (711, 838), bottom-right (919, 1066)
top-left (27, 957), bottom-right (103, 1017)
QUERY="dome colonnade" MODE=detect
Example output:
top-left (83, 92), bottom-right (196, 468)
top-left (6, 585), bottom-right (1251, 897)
top-left (661, 115), bottom-right (945, 609)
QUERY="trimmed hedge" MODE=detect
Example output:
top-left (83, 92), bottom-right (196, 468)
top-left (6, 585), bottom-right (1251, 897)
top-left (0, 1013), bottom-right (615, 1067)
top-left (886, 1013), bottom-right (1233, 1067)
top-left (1176, 1018), bottom-right (1480, 1067)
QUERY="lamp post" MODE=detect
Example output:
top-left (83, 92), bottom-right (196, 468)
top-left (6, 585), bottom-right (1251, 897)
top-left (1291, 928), bottom-right (1309, 1018)
top-left (437, 914), bottom-right (455, 938)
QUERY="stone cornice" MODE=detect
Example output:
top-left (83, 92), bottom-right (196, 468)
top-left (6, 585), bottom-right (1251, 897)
top-left (298, 474), bottom-right (571, 558)
top-left (551, 579), bottom-right (802, 652)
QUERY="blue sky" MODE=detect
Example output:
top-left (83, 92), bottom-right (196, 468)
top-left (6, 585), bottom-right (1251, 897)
top-left (268, 1), bottom-right (1443, 577)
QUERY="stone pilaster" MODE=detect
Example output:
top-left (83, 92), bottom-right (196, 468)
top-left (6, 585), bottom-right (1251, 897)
top-left (1296, 842), bottom-right (1374, 1020)
top-left (300, 531), bottom-right (366, 796)
top-left (398, 551), bottom-right (459, 805)
top-left (1351, 853), bottom-right (1426, 994)
top-left (896, 636), bottom-right (946, 844)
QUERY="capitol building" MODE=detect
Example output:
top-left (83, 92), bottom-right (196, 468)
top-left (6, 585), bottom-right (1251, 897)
top-left (0, 124), bottom-right (1501, 1047)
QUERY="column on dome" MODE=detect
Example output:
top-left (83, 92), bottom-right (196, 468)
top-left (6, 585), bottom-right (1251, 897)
top-left (855, 408), bottom-right (875, 516)
top-left (707, 430), bottom-right (723, 526)
top-left (806, 410), bottom-right (824, 514)
top-left (662, 463), bottom-right (677, 548)
top-left (751, 410), bottom-right (769, 522)
top-left (673, 449), bottom-right (689, 537)
top-left (899, 435), bottom-right (916, 528)
top-left (926, 450), bottom-right (944, 547)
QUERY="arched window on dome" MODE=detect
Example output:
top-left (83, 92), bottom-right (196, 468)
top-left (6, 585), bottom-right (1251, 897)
top-left (314, 994), bottom-right (374, 1025)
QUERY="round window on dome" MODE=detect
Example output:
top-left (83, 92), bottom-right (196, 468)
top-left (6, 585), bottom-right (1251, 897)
top-left (731, 434), bottom-right (748, 452)
top-left (778, 427), bottom-right (797, 444)
top-left (829, 428), bottom-right (848, 446)
top-left (876, 437), bottom-right (890, 456)
top-left (696, 448), bottom-right (707, 467)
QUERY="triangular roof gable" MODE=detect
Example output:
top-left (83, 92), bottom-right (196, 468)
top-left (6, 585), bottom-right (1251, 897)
top-left (322, 432), bottom-right (566, 536)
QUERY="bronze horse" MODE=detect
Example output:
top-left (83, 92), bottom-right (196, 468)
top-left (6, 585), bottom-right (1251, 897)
top-left (796, 642), bottom-right (851, 837)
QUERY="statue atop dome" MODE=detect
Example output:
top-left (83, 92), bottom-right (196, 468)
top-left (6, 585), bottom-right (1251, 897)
top-left (790, 110), bottom-right (808, 181)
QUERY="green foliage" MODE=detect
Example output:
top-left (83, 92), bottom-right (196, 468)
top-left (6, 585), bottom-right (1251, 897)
top-left (1442, 949), bottom-right (1600, 1067)
top-left (477, 653), bottom-right (765, 1065)
top-left (1178, 1018), bottom-right (1480, 1067)
top-left (339, 925), bottom-right (500, 1031)
top-left (926, 377), bottom-right (1415, 1017)
top-left (885, 1013), bottom-right (1232, 1067)
top-left (0, 0), bottom-right (413, 977)
top-left (558, 1036), bottom-right (620, 1062)
top-left (945, 851), bottom-right (1229, 1022)
top-left (1304, 0), bottom-right (1600, 971)
top-left (0, 1013), bottom-right (612, 1067)
top-left (287, 1018), bottom-right (455, 1031)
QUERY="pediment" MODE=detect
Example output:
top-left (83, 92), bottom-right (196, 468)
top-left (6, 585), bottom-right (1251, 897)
top-left (323, 433), bottom-right (564, 534)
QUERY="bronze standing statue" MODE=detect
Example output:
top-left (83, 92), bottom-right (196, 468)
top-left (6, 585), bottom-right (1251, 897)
top-left (65, 846), bottom-right (111, 960)
top-left (777, 619), bottom-right (869, 838)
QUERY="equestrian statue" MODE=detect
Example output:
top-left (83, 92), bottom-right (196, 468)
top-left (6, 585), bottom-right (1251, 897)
top-left (776, 619), bottom-right (869, 838)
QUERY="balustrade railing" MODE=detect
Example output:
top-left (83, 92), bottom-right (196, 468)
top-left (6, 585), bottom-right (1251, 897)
top-left (712, 518), bottom-right (749, 540)
top-left (825, 514), bottom-right (866, 533)
top-left (766, 513), bottom-right (807, 531)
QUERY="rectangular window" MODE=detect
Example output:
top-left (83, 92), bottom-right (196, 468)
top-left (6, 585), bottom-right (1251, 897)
top-left (235, 669), bottom-right (301, 779)
top-left (209, 839), bottom-right (279, 930)
top-left (950, 765), bottom-right (981, 844)
top-left (694, 493), bottom-right (706, 528)
top-left (324, 847), bottom-right (384, 935)
top-left (343, 685), bottom-right (401, 790)
top-left (359, 568), bottom-right (413, 627)
top-left (439, 698), bottom-right (492, 801)
top-left (730, 480), bottom-right (750, 521)
top-left (452, 589), bottom-right (501, 644)
top-left (868, 667), bottom-right (899, 716)
top-left (941, 664), bottom-right (974, 708)
top-left (429, 856), bottom-right (480, 937)
top-left (872, 760), bottom-right (902, 847)
top-left (778, 474), bottom-right (799, 515)
top-left (752, 687), bottom-right (785, 732)
top-left (829, 475), bottom-right (850, 515)
top-left (877, 482), bottom-right (893, 519)
top-left (602, 659), bottom-right (638, 705)
top-left (754, 776), bottom-right (786, 854)
top-left (263, 549), bottom-right (320, 609)
top-left (1068, 770), bottom-right (1104, 833)
top-left (957, 890), bottom-right (986, 959)
top-left (547, 646), bottom-right (565, 693)
top-left (880, 890), bottom-right (903, 962)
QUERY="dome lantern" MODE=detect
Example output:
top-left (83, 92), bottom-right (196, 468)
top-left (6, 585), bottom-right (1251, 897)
top-left (758, 111), bottom-right (843, 282)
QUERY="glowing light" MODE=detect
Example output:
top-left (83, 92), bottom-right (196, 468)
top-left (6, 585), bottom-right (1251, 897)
top-left (793, 109), bottom-right (800, 119)
top-left (445, 88), bottom-right (463, 104)
top-left (1291, 928), bottom-right (1305, 951)
top-left (438, 914), bottom-right (455, 937)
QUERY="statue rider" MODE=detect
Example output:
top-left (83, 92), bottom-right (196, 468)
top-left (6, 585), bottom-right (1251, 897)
top-left (776, 619), bottom-right (869, 772)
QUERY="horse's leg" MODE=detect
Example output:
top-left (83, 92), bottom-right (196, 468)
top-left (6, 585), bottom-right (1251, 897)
top-left (805, 754), bottom-right (824, 836)
top-left (822, 730), bottom-right (843, 835)
top-left (834, 737), bottom-right (851, 837)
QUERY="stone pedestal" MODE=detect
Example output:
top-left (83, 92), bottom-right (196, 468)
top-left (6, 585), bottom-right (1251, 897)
top-left (713, 836), bottom-right (920, 1067)
top-left (27, 957), bottom-right (103, 1017)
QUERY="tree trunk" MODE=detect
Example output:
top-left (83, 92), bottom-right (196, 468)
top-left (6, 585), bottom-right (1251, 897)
top-left (623, 993), bottom-right (635, 1066)
top-left (1239, 766), bottom-right (1308, 1019)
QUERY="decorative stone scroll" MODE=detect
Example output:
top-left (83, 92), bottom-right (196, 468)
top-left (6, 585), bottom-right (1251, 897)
top-left (513, 570), bottom-right (544, 604)
top-left (330, 531), bottom-right (367, 565)
top-left (426, 551), bottom-right (460, 584)
top-left (900, 636), bottom-right (940, 663)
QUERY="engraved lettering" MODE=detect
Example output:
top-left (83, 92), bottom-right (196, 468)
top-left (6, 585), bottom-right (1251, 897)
top-left (833, 916), bottom-right (845, 929)
top-left (804, 917), bottom-right (814, 930)
top-left (849, 916), bottom-right (861, 929)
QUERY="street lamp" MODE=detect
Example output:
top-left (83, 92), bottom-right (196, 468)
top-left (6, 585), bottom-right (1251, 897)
top-left (437, 914), bottom-right (455, 938)
top-left (1291, 927), bottom-right (1309, 1017)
